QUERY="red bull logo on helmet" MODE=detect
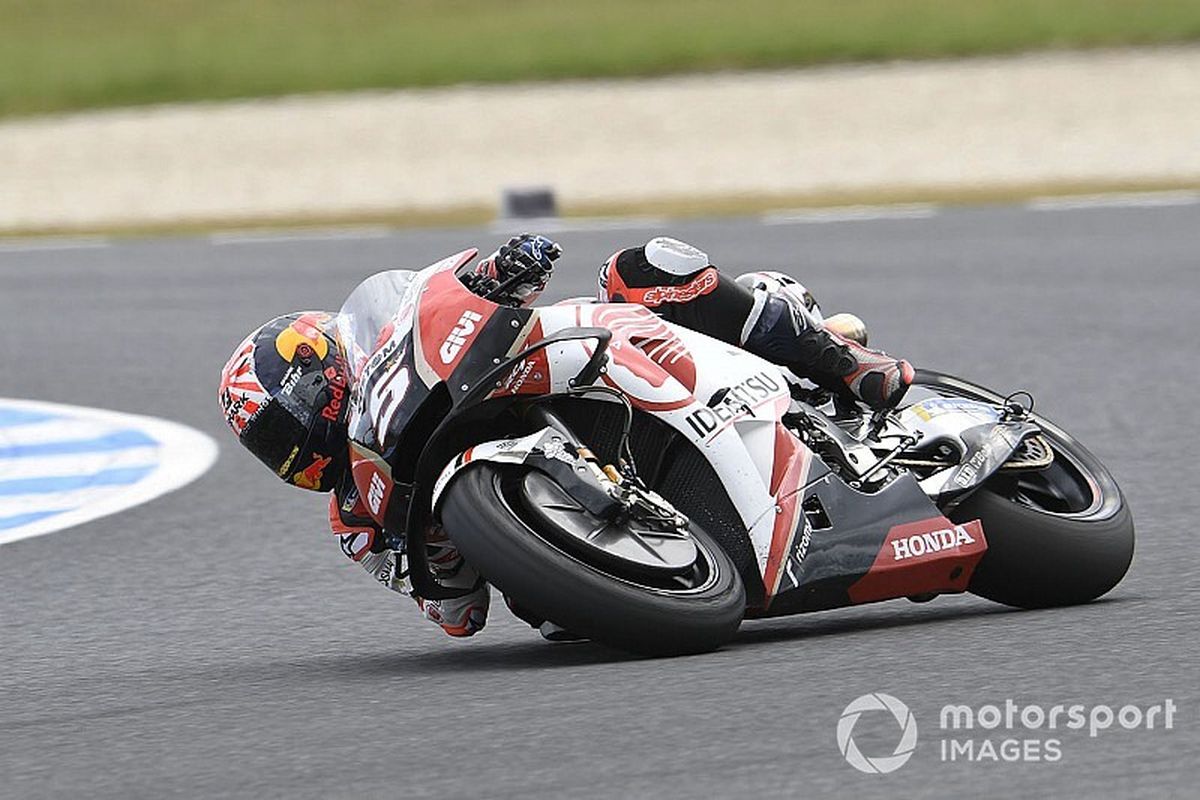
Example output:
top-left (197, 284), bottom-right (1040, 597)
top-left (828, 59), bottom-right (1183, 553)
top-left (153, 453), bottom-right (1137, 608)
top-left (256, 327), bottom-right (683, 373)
top-left (293, 453), bottom-right (332, 490)
top-left (321, 363), bottom-right (348, 423)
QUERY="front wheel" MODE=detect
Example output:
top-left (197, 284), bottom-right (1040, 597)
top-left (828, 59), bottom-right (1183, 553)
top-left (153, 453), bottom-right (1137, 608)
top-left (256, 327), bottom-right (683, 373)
top-left (913, 370), bottom-right (1135, 608)
top-left (439, 464), bottom-right (745, 656)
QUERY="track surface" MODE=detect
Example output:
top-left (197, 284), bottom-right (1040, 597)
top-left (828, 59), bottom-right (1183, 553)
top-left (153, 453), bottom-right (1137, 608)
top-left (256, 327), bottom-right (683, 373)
top-left (1, 205), bottom-right (1197, 798)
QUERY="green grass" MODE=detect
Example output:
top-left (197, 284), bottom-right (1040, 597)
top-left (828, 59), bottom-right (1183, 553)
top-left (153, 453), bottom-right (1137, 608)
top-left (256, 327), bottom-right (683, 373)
top-left (3, 0), bottom-right (1200, 117)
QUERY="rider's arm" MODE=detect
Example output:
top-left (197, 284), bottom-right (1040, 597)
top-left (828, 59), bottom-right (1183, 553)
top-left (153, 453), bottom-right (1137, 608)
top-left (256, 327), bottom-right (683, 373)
top-left (328, 481), bottom-right (410, 595)
top-left (328, 478), bottom-right (490, 637)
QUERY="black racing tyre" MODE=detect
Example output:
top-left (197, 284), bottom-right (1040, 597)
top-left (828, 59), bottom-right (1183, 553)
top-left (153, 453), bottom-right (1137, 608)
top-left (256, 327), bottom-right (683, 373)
top-left (913, 370), bottom-right (1135, 608)
top-left (950, 488), bottom-right (1134, 608)
top-left (439, 464), bottom-right (745, 656)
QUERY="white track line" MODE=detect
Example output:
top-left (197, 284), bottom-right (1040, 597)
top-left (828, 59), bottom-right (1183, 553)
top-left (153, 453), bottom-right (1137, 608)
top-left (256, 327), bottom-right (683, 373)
top-left (0, 237), bottom-right (110, 253)
top-left (762, 203), bottom-right (939, 225)
top-left (209, 226), bottom-right (394, 245)
top-left (1027, 190), bottom-right (1200, 211)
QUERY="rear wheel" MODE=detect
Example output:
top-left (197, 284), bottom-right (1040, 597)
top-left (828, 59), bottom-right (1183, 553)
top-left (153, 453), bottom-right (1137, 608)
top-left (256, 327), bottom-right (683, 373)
top-left (914, 371), bottom-right (1135, 608)
top-left (439, 464), bottom-right (745, 656)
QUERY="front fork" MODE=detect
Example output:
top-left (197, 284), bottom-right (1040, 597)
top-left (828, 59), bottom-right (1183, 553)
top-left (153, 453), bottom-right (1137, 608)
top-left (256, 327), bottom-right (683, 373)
top-left (523, 403), bottom-right (690, 532)
top-left (525, 404), bottom-right (621, 508)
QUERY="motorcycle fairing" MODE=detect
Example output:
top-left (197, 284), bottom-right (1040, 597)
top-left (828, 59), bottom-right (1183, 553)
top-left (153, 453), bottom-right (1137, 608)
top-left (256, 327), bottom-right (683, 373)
top-left (498, 301), bottom-right (990, 608)
top-left (523, 304), bottom-right (993, 610)
top-left (754, 413), bottom-right (821, 599)
top-left (343, 250), bottom-right (534, 527)
top-left (755, 471), bottom-right (987, 616)
top-left (409, 265), bottom-right (538, 395)
top-left (849, 517), bottom-right (985, 604)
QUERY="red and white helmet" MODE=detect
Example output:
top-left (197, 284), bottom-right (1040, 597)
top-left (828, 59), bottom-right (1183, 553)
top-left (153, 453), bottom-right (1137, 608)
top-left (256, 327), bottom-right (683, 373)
top-left (218, 312), bottom-right (351, 492)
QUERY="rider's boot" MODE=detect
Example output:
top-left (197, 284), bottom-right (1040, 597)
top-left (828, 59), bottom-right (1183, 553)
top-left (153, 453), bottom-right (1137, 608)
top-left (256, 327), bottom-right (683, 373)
top-left (538, 621), bottom-right (589, 643)
top-left (504, 596), bottom-right (588, 643)
top-left (743, 293), bottom-right (913, 409)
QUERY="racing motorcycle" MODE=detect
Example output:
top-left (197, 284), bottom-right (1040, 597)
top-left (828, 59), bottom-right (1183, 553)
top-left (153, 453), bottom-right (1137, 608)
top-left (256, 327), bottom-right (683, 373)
top-left (337, 250), bottom-right (1134, 656)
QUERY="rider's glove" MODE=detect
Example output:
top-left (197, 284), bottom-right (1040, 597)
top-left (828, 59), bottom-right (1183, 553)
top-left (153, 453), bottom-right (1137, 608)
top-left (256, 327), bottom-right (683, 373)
top-left (468, 233), bottom-right (563, 306)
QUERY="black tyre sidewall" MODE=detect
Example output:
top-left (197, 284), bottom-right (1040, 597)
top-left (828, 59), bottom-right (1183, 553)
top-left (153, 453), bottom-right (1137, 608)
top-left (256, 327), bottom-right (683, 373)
top-left (951, 488), bottom-right (1134, 608)
top-left (439, 464), bottom-right (746, 656)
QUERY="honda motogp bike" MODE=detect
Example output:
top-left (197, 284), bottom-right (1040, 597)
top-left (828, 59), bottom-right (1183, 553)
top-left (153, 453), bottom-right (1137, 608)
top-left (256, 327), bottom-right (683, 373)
top-left (336, 250), bottom-right (1134, 656)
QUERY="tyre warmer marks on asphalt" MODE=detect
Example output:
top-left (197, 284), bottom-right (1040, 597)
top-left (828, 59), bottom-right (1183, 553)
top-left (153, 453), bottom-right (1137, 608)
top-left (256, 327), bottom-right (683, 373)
top-left (0, 398), bottom-right (217, 545)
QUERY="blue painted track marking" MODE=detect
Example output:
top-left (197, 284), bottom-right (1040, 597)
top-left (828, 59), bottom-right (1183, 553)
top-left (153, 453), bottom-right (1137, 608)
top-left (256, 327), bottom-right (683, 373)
top-left (0, 429), bottom-right (159, 459)
top-left (0, 465), bottom-right (156, 496)
top-left (0, 398), bottom-right (217, 545)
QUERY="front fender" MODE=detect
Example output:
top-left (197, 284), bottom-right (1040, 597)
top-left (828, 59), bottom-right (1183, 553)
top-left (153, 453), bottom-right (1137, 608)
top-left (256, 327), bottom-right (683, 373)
top-left (431, 427), bottom-right (620, 520)
top-left (898, 396), bottom-right (1041, 502)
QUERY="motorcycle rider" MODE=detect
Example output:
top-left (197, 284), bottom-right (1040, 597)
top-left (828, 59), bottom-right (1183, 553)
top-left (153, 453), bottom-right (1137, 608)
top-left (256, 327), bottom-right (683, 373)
top-left (218, 234), bottom-right (913, 639)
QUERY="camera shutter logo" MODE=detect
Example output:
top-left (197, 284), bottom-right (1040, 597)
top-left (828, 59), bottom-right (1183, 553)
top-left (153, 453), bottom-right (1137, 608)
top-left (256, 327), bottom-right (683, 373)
top-left (837, 693), bottom-right (918, 774)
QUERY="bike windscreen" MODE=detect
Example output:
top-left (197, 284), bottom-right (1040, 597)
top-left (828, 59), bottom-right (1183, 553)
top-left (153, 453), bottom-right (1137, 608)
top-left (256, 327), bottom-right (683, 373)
top-left (335, 269), bottom-right (418, 377)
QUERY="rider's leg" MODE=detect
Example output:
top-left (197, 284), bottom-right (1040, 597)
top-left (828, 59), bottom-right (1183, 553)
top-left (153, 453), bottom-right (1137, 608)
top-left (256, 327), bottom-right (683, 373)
top-left (735, 270), bottom-right (869, 346)
top-left (597, 237), bottom-right (754, 344)
top-left (741, 286), bottom-right (912, 409)
top-left (734, 270), bottom-right (911, 408)
top-left (598, 239), bottom-right (913, 409)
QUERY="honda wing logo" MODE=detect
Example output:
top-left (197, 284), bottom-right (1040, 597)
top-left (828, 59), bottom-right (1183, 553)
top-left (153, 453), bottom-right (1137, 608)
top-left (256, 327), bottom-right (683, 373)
top-left (439, 310), bottom-right (484, 364)
top-left (891, 524), bottom-right (976, 561)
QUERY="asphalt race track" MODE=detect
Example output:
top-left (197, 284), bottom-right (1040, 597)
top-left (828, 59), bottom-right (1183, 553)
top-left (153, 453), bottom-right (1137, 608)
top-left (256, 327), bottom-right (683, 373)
top-left (2, 203), bottom-right (1197, 798)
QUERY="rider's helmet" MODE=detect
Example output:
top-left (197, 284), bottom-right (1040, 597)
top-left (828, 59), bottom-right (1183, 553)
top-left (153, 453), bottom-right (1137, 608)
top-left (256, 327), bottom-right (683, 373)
top-left (218, 311), bottom-right (351, 492)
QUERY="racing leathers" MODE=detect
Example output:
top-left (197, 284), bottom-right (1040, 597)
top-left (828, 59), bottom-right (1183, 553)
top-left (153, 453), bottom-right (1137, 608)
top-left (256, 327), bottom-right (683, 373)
top-left (597, 237), bottom-right (913, 409)
top-left (329, 234), bottom-right (912, 638)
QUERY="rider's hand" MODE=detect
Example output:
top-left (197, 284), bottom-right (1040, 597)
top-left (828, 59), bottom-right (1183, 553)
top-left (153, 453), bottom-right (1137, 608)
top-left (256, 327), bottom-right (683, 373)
top-left (471, 233), bottom-right (563, 306)
top-left (499, 234), bottom-right (562, 275)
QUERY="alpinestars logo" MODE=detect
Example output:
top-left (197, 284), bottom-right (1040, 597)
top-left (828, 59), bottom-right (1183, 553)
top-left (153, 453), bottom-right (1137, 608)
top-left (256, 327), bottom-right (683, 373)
top-left (639, 269), bottom-right (718, 306)
top-left (440, 310), bottom-right (484, 363)
top-left (891, 524), bottom-right (976, 561)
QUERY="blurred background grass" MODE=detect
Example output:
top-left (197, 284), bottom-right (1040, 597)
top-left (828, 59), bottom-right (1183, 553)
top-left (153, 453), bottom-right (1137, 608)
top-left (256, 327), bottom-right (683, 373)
top-left (3, 0), bottom-right (1200, 117)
